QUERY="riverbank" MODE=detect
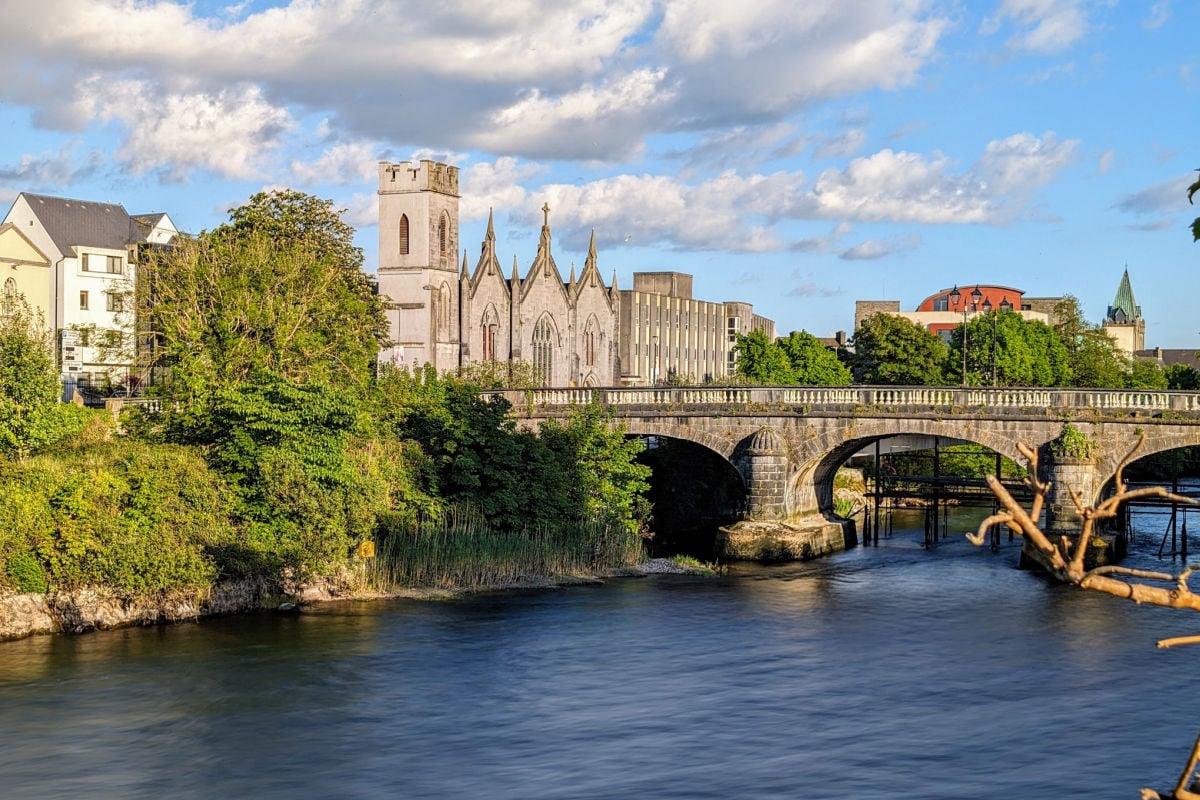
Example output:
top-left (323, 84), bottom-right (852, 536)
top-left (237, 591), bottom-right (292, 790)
top-left (0, 558), bottom-right (701, 642)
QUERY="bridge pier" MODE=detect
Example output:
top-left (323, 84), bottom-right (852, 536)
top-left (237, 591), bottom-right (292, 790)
top-left (1044, 455), bottom-right (1097, 535)
top-left (743, 428), bottom-right (789, 520)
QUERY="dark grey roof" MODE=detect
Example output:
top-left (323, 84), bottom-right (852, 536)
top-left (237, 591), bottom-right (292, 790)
top-left (1134, 349), bottom-right (1200, 368)
top-left (19, 193), bottom-right (157, 254)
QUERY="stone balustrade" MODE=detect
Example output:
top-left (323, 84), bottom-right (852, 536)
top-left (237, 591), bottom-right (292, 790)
top-left (487, 385), bottom-right (1200, 417)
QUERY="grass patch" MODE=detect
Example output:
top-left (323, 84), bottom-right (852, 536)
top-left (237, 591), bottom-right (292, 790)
top-left (369, 508), bottom-right (644, 591)
top-left (668, 554), bottom-right (720, 576)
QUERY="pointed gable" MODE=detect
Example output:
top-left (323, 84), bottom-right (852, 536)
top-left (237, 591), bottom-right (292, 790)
top-left (520, 202), bottom-right (570, 305)
top-left (1106, 267), bottom-right (1142, 323)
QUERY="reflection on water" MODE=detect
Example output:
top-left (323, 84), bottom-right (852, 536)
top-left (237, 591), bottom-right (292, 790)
top-left (2, 503), bottom-right (1199, 800)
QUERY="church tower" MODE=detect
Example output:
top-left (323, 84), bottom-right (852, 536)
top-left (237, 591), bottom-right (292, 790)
top-left (377, 160), bottom-right (461, 372)
top-left (1102, 267), bottom-right (1145, 358)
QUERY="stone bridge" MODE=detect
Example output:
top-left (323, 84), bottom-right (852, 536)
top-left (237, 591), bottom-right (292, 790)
top-left (487, 386), bottom-right (1200, 536)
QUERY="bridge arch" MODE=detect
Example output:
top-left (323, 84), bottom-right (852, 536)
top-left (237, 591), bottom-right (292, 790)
top-left (784, 418), bottom-right (1045, 518)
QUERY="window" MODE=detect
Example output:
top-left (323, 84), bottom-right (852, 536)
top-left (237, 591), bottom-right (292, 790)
top-left (933, 296), bottom-right (949, 311)
top-left (584, 317), bottom-right (597, 367)
top-left (106, 293), bottom-right (123, 312)
top-left (481, 306), bottom-right (499, 361)
top-left (82, 254), bottom-right (92, 272)
top-left (79, 291), bottom-right (89, 310)
top-left (2, 278), bottom-right (14, 315)
top-left (107, 255), bottom-right (122, 274)
top-left (532, 316), bottom-right (554, 385)
top-left (399, 214), bottom-right (410, 255)
top-left (438, 213), bottom-right (448, 255)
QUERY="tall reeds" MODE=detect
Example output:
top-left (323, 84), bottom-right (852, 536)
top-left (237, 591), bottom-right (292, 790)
top-left (368, 507), bottom-right (644, 591)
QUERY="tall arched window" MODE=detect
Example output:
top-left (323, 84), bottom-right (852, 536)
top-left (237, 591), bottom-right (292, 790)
top-left (533, 316), bottom-right (555, 385)
top-left (481, 305), bottom-right (499, 361)
top-left (438, 213), bottom-right (448, 255)
top-left (2, 277), bottom-right (15, 316)
top-left (583, 315), bottom-right (598, 367)
top-left (398, 214), bottom-right (410, 255)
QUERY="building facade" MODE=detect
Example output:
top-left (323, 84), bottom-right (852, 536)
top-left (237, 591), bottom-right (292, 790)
top-left (0, 223), bottom-right (51, 322)
top-left (855, 285), bottom-right (1056, 342)
top-left (376, 160), bottom-right (773, 386)
top-left (1102, 268), bottom-right (1145, 357)
top-left (2, 193), bottom-right (177, 390)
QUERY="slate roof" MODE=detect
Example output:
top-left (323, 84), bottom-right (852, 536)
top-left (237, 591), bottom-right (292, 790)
top-left (19, 193), bottom-right (157, 255)
top-left (1106, 268), bottom-right (1142, 323)
top-left (1134, 349), bottom-right (1200, 368)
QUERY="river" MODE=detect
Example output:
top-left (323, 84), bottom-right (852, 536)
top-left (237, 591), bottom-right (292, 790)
top-left (3, 503), bottom-right (1200, 799)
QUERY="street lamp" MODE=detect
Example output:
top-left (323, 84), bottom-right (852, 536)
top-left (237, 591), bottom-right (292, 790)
top-left (948, 286), bottom-right (969, 386)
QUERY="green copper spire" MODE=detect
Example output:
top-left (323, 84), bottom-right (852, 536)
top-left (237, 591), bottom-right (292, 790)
top-left (1106, 267), bottom-right (1141, 323)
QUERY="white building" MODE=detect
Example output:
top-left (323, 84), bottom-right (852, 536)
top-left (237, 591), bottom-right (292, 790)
top-left (2, 194), bottom-right (177, 391)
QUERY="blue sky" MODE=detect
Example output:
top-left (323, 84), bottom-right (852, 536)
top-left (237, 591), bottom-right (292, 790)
top-left (1, 1), bottom-right (1197, 345)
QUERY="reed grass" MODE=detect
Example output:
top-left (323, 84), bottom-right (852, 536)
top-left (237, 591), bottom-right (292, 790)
top-left (368, 507), bottom-right (644, 591)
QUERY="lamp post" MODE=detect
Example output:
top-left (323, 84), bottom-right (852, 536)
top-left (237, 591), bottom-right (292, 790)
top-left (982, 297), bottom-right (995, 386)
top-left (948, 286), bottom-right (967, 386)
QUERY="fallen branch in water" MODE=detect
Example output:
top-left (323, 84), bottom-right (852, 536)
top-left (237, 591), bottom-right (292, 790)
top-left (966, 434), bottom-right (1200, 798)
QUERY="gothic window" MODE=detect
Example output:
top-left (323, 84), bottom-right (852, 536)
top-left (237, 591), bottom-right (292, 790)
top-left (481, 305), bottom-right (499, 361)
top-left (584, 315), bottom-right (598, 367)
top-left (399, 215), bottom-right (410, 255)
top-left (533, 315), bottom-right (555, 385)
top-left (2, 278), bottom-right (15, 315)
top-left (438, 213), bottom-right (448, 255)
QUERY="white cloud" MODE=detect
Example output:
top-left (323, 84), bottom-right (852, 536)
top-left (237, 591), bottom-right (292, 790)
top-left (460, 157), bottom-right (548, 222)
top-left (812, 128), bottom-right (869, 162)
top-left (475, 133), bottom-right (1075, 255)
top-left (981, 0), bottom-right (1096, 53)
top-left (71, 77), bottom-right (292, 181)
top-left (1097, 149), bottom-right (1115, 175)
top-left (0, 0), bottom-right (952, 172)
top-left (1143, 1), bottom-right (1171, 30)
top-left (838, 233), bottom-right (920, 260)
top-left (1115, 174), bottom-right (1192, 215)
top-left (290, 141), bottom-right (384, 185)
top-left (0, 144), bottom-right (99, 190)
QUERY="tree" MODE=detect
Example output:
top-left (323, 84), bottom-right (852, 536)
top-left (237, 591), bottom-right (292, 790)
top-left (950, 310), bottom-right (1071, 386)
top-left (777, 330), bottom-right (852, 384)
top-left (733, 329), bottom-right (794, 384)
top-left (1052, 296), bottom-right (1129, 388)
top-left (140, 191), bottom-right (387, 404)
top-left (1128, 358), bottom-right (1168, 389)
top-left (1166, 363), bottom-right (1200, 390)
top-left (850, 313), bottom-right (948, 385)
top-left (0, 295), bottom-right (86, 460)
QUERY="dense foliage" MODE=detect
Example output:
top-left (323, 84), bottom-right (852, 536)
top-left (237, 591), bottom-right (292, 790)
top-left (733, 329), bottom-right (852, 385)
top-left (0, 295), bottom-right (87, 460)
top-left (850, 313), bottom-right (948, 385)
top-left (0, 192), bottom-right (651, 597)
top-left (949, 310), bottom-right (1070, 387)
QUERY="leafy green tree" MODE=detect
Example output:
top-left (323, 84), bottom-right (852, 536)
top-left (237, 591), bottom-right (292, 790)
top-left (850, 313), bottom-right (948, 385)
top-left (140, 192), bottom-right (386, 402)
top-left (1127, 358), bottom-right (1168, 389)
top-left (540, 402), bottom-right (651, 533)
top-left (0, 295), bottom-right (87, 460)
top-left (1052, 296), bottom-right (1129, 388)
top-left (1165, 363), bottom-right (1200, 390)
top-left (733, 329), bottom-right (794, 384)
top-left (777, 330), bottom-right (852, 384)
top-left (950, 310), bottom-right (1070, 386)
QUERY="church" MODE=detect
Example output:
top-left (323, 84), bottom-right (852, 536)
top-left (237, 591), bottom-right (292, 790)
top-left (376, 160), bottom-right (775, 386)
